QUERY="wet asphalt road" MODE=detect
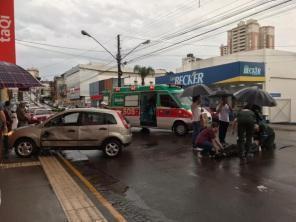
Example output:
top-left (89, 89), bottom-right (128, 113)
top-left (69, 129), bottom-right (296, 222)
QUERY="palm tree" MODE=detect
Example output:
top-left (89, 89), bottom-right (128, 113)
top-left (133, 65), bottom-right (155, 86)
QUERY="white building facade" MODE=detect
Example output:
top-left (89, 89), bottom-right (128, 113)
top-left (173, 49), bottom-right (296, 123)
top-left (63, 63), bottom-right (166, 106)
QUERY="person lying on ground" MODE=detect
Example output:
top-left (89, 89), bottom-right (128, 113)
top-left (195, 122), bottom-right (223, 156)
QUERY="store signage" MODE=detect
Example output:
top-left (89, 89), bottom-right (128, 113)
top-left (270, 92), bottom-right (281, 98)
top-left (172, 72), bottom-right (204, 86)
top-left (156, 61), bottom-right (265, 87)
top-left (0, 0), bottom-right (16, 63)
top-left (242, 65), bottom-right (262, 76)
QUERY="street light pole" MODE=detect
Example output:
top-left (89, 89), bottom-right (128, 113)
top-left (81, 30), bottom-right (150, 88)
top-left (117, 34), bottom-right (123, 87)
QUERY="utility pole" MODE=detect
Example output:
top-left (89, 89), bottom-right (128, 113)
top-left (117, 34), bottom-right (123, 87)
top-left (82, 30), bottom-right (149, 87)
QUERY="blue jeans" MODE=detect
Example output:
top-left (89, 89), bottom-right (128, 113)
top-left (197, 141), bottom-right (213, 155)
top-left (192, 121), bottom-right (201, 147)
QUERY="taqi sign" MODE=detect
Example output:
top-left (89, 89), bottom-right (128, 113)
top-left (0, 0), bottom-right (16, 63)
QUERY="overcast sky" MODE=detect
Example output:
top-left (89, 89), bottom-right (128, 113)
top-left (15, 0), bottom-right (296, 80)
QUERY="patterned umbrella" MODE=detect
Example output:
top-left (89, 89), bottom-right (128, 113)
top-left (234, 87), bottom-right (277, 107)
top-left (181, 84), bottom-right (212, 97)
top-left (0, 61), bottom-right (42, 89)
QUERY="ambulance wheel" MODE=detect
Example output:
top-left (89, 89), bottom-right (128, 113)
top-left (173, 121), bottom-right (188, 136)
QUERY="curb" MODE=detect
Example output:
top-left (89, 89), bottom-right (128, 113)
top-left (57, 153), bottom-right (127, 222)
top-left (271, 127), bottom-right (296, 132)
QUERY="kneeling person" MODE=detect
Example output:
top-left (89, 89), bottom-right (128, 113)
top-left (195, 122), bottom-right (223, 156)
top-left (254, 123), bottom-right (275, 150)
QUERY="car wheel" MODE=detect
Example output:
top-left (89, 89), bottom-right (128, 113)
top-left (103, 139), bottom-right (122, 157)
top-left (173, 121), bottom-right (188, 136)
top-left (14, 138), bottom-right (36, 158)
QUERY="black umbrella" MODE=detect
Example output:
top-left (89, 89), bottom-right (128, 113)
top-left (209, 89), bottom-right (233, 97)
top-left (234, 87), bottom-right (277, 107)
top-left (181, 84), bottom-right (212, 97)
top-left (0, 61), bottom-right (42, 89)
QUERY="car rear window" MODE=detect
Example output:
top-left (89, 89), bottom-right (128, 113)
top-left (105, 113), bottom-right (117, 124)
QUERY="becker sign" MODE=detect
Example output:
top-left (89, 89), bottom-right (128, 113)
top-left (172, 71), bottom-right (204, 86)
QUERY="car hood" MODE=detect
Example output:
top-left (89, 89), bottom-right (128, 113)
top-left (13, 124), bottom-right (42, 134)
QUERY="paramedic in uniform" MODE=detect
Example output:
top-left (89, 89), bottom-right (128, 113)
top-left (236, 105), bottom-right (257, 161)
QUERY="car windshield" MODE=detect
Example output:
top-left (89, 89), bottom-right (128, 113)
top-left (173, 93), bottom-right (192, 107)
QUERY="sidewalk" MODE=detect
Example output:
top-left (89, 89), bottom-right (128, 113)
top-left (0, 161), bottom-right (67, 222)
top-left (0, 155), bottom-right (123, 222)
top-left (270, 123), bottom-right (296, 131)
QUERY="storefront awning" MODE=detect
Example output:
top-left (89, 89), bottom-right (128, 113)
top-left (0, 61), bottom-right (42, 89)
top-left (155, 61), bottom-right (265, 87)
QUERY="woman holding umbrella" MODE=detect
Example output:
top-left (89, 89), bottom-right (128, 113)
top-left (191, 96), bottom-right (202, 148)
top-left (181, 84), bottom-right (212, 148)
top-left (216, 96), bottom-right (232, 145)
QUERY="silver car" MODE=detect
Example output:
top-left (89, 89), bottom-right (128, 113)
top-left (9, 108), bottom-right (132, 158)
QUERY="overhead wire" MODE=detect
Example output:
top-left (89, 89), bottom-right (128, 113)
top-left (17, 42), bottom-right (113, 62)
top-left (126, 0), bottom-right (294, 64)
top-left (128, 0), bottom-right (273, 55)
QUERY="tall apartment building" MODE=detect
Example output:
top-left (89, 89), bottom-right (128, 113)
top-left (220, 19), bottom-right (274, 56)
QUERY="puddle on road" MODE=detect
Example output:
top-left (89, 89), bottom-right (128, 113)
top-left (142, 141), bottom-right (159, 149)
top-left (62, 150), bottom-right (89, 162)
top-left (125, 188), bottom-right (151, 210)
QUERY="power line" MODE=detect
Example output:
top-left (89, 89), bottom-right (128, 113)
top-left (16, 39), bottom-right (107, 53)
top-left (123, 0), bottom-right (205, 38)
top-left (129, 0), bottom-right (215, 39)
top-left (122, 0), bottom-right (263, 56)
top-left (131, 0), bottom-right (271, 54)
top-left (17, 42), bottom-right (113, 62)
top-left (127, 0), bottom-right (294, 64)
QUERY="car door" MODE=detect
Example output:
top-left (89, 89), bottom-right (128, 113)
top-left (157, 93), bottom-right (180, 129)
top-left (41, 112), bottom-right (80, 148)
top-left (78, 112), bottom-right (109, 147)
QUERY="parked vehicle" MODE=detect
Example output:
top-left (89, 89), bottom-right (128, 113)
top-left (27, 109), bottom-right (54, 124)
top-left (9, 108), bottom-right (132, 158)
top-left (102, 84), bottom-right (212, 136)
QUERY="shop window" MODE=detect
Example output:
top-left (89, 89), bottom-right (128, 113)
top-left (125, 95), bottom-right (139, 107)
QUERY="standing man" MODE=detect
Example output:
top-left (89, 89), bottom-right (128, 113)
top-left (191, 96), bottom-right (201, 148)
top-left (99, 101), bottom-right (108, 109)
top-left (216, 96), bottom-right (231, 145)
top-left (236, 105), bottom-right (256, 161)
top-left (16, 102), bottom-right (29, 127)
top-left (4, 101), bottom-right (12, 131)
top-left (0, 102), bottom-right (8, 160)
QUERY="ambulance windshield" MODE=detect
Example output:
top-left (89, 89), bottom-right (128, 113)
top-left (174, 93), bottom-right (192, 107)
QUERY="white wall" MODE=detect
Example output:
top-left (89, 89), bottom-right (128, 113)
top-left (176, 49), bottom-right (296, 122)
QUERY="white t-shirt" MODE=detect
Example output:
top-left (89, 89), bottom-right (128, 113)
top-left (217, 104), bottom-right (230, 122)
top-left (191, 103), bottom-right (201, 122)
